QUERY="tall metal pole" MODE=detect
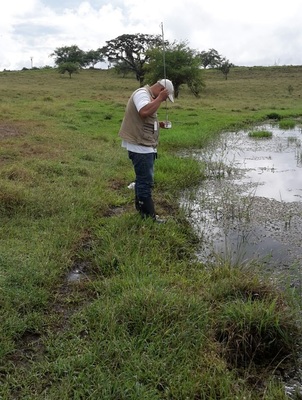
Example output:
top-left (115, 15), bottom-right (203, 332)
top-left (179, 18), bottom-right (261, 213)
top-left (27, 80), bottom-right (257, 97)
top-left (161, 22), bottom-right (169, 122)
top-left (161, 22), bottom-right (166, 82)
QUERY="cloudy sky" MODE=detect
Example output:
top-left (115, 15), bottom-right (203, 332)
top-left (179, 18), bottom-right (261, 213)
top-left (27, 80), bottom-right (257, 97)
top-left (1, 0), bottom-right (302, 71)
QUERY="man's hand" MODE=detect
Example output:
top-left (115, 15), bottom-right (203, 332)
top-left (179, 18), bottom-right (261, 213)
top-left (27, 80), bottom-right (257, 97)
top-left (159, 121), bottom-right (172, 129)
top-left (158, 88), bottom-right (169, 102)
top-left (139, 88), bottom-right (169, 118)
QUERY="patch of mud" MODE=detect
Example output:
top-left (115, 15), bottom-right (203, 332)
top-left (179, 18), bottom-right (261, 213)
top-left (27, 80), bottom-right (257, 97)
top-left (0, 123), bottom-right (22, 138)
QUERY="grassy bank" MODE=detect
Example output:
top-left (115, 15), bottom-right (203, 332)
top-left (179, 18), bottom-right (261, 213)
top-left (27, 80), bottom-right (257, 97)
top-left (0, 66), bottom-right (302, 399)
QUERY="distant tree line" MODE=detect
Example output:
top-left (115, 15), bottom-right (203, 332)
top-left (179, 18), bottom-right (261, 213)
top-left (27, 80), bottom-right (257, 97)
top-left (50, 34), bottom-right (233, 95)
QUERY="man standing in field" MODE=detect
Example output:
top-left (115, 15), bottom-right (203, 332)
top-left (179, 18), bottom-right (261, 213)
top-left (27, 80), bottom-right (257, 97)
top-left (119, 79), bottom-right (174, 222)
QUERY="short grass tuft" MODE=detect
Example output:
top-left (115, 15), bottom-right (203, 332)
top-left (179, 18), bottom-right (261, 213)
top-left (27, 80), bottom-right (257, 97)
top-left (248, 129), bottom-right (273, 138)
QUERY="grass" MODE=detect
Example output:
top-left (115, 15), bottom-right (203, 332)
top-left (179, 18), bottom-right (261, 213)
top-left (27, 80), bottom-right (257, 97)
top-left (0, 66), bottom-right (302, 399)
top-left (279, 119), bottom-right (296, 129)
top-left (248, 130), bottom-right (273, 138)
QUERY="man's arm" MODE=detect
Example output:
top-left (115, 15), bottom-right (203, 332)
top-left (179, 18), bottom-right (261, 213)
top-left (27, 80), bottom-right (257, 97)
top-left (138, 89), bottom-right (169, 118)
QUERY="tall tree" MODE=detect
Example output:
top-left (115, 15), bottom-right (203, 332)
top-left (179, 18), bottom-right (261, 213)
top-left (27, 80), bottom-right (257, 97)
top-left (113, 60), bottom-right (133, 77)
top-left (50, 45), bottom-right (86, 67)
top-left (144, 41), bottom-right (205, 98)
top-left (57, 62), bottom-right (80, 78)
top-left (99, 33), bottom-right (163, 85)
top-left (218, 58), bottom-right (234, 80)
top-left (84, 49), bottom-right (105, 68)
top-left (198, 48), bottom-right (222, 69)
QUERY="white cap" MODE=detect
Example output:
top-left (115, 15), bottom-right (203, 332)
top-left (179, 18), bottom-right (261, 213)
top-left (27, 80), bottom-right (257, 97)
top-left (157, 79), bottom-right (174, 102)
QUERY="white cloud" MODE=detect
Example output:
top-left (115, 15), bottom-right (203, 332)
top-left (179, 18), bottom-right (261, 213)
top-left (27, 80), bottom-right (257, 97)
top-left (1, 0), bottom-right (302, 70)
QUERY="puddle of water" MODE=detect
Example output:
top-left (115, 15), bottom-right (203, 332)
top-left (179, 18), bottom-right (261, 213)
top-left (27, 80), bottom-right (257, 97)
top-left (221, 124), bottom-right (302, 202)
top-left (67, 269), bottom-right (83, 283)
top-left (182, 123), bottom-right (302, 397)
top-left (66, 267), bottom-right (88, 283)
top-left (182, 123), bottom-right (302, 270)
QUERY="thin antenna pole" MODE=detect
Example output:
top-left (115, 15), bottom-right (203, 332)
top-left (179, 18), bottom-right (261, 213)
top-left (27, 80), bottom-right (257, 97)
top-left (161, 22), bottom-right (168, 120)
top-left (161, 22), bottom-right (166, 82)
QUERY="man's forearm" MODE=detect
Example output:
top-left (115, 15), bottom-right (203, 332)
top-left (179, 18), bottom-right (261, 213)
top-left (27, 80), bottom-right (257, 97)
top-left (139, 97), bottom-right (163, 118)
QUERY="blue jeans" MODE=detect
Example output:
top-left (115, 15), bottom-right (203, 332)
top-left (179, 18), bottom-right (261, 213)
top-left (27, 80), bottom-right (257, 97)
top-left (128, 151), bottom-right (156, 199)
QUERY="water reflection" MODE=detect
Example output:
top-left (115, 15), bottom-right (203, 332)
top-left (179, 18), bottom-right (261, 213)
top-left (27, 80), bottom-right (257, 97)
top-left (208, 124), bottom-right (302, 202)
top-left (182, 123), bottom-right (302, 270)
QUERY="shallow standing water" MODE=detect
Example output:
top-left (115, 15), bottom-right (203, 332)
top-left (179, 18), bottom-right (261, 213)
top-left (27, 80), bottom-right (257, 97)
top-left (182, 122), bottom-right (302, 397)
top-left (182, 123), bottom-right (302, 280)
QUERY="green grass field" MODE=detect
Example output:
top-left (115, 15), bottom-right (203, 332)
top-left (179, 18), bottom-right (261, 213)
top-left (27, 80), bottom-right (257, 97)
top-left (0, 66), bottom-right (302, 399)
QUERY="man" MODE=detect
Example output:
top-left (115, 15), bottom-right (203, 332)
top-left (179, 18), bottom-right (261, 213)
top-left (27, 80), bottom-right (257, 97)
top-left (119, 79), bottom-right (174, 222)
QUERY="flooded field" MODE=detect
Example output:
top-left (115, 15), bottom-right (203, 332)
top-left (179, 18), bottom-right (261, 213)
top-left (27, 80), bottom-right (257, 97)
top-left (182, 123), bottom-right (302, 283)
top-left (181, 122), bottom-right (302, 396)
